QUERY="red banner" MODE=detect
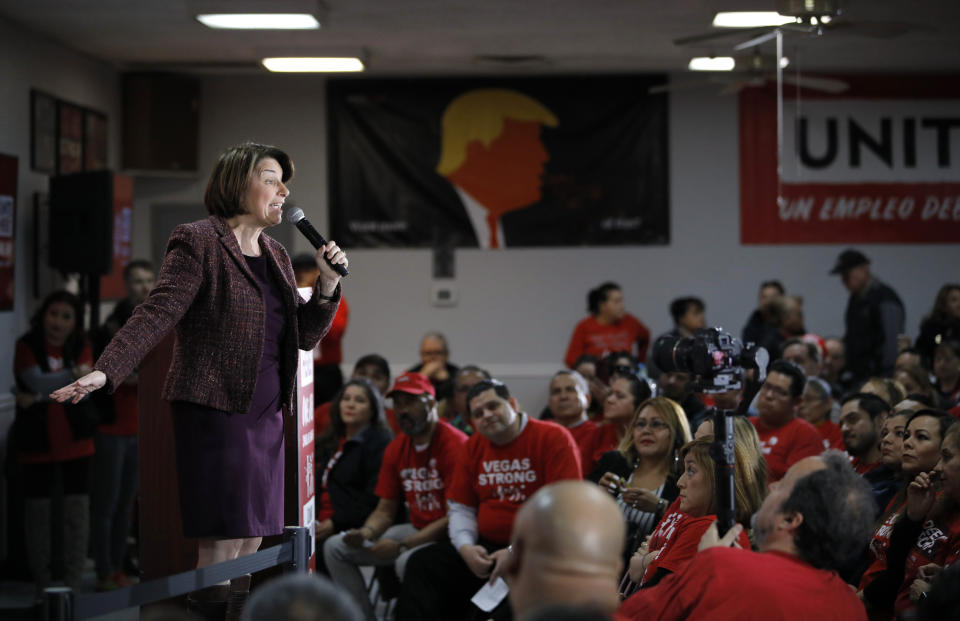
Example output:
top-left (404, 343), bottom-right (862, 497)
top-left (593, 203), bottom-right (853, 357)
top-left (740, 75), bottom-right (960, 244)
top-left (297, 289), bottom-right (317, 571)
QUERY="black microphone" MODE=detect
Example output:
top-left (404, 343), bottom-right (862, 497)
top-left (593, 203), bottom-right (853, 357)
top-left (287, 208), bottom-right (348, 277)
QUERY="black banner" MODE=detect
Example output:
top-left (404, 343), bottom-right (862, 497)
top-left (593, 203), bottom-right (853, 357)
top-left (328, 75), bottom-right (669, 248)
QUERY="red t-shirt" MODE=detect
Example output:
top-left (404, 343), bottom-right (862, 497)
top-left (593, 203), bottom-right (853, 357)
top-left (580, 422), bottom-right (621, 477)
top-left (564, 313), bottom-right (650, 367)
top-left (752, 416), bottom-right (824, 482)
top-left (894, 511), bottom-right (960, 615)
top-left (447, 417), bottom-right (582, 545)
top-left (858, 496), bottom-right (907, 593)
top-left (642, 513), bottom-right (751, 583)
top-left (15, 340), bottom-right (95, 464)
top-left (620, 548), bottom-right (866, 621)
top-left (374, 420), bottom-right (468, 529)
top-left (561, 418), bottom-right (599, 476)
top-left (814, 419), bottom-right (845, 451)
top-left (313, 296), bottom-right (349, 365)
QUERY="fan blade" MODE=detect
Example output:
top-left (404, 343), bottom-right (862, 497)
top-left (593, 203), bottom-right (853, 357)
top-left (779, 73), bottom-right (850, 93)
top-left (826, 19), bottom-right (934, 39)
top-left (674, 26), bottom-right (772, 47)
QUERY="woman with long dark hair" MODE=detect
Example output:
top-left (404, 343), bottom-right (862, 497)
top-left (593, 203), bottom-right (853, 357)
top-left (13, 290), bottom-right (96, 593)
top-left (314, 378), bottom-right (392, 553)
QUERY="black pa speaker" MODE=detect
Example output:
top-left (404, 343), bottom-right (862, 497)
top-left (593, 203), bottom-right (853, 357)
top-left (49, 170), bottom-right (114, 275)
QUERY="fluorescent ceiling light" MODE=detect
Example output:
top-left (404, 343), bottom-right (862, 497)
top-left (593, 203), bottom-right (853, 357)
top-left (712, 12), bottom-right (797, 28)
top-left (689, 57), bottom-right (735, 71)
top-left (197, 14), bottom-right (320, 30)
top-left (262, 57), bottom-right (365, 72)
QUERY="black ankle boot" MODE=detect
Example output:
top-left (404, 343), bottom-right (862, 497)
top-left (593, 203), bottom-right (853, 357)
top-left (187, 584), bottom-right (230, 621)
top-left (225, 574), bottom-right (251, 621)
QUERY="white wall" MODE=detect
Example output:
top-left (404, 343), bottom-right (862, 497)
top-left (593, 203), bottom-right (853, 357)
top-left (0, 17), bottom-right (120, 392)
top-left (3, 19), bottom-right (957, 413)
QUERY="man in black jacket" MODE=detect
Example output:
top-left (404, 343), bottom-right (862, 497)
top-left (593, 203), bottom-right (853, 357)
top-left (831, 249), bottom-right (904, 383)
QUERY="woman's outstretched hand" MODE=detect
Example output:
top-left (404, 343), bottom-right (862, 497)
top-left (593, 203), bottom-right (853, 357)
top-left (50, 370), bottom-right (107, 404)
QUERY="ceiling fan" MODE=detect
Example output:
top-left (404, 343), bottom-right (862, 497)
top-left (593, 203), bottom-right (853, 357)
top-left (674, 0), bottom-right (929, 51)
top-left (648, 50), bottom-right (849, 95)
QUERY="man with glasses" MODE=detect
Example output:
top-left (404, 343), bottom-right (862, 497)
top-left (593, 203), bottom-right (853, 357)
top-left (395, 379), bottom-right (581, 621)
top-left (751, 360), bottom-right (824, 482)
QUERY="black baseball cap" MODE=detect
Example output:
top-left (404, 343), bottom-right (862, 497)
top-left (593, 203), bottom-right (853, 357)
top-left (829, 249), bottom-right (870, 275)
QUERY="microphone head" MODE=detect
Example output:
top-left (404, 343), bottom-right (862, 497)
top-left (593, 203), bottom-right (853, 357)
top-left (288, 207), bottom-right (306, 223)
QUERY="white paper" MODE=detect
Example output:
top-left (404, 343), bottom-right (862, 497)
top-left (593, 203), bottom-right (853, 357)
top-left (470, 577), bottom-right (509, 613)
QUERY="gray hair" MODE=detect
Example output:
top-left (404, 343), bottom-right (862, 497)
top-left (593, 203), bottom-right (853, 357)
top-left (805, 376), bottom-right (832, 401)
top-left (242, 574), bottom-right (362, 621)
top-left (780, 450), bottom-right (875, 571)
top-left (552, 369), bottom-right (589, 396)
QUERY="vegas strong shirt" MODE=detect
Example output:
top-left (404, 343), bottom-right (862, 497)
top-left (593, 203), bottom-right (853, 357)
top-left (447, 416), bottom-right (582, 545)
top-left (375, 420), bottom-right (468, 529)
top-left (751, 416), bottom-right (824, 482)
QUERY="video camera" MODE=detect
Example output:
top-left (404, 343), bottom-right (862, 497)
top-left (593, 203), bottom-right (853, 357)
top-left (652, 327), bottom-right (769, 394)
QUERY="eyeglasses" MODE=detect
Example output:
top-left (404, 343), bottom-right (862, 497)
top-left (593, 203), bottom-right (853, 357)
top-left (634, 419), bottom-right (669, 431)
top-left (760, 383), bottom-right (790, 398)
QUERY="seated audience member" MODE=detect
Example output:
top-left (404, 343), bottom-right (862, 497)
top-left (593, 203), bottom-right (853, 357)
top-left (646, 297), bottom-right (706, 379)
top-left (626, 436), bottom-right (756, 593)
top-left (751, 360), bottom-right (824, 482)
top-left (862, 414), bottom-right (960, 619)
top-left (564, 282), bottom-right (650, 368)
top-left (657, 370), bottom-right (706, 429)
top-left (916, 563), bottom-right (960, 621)
top-left (292, 253), bottom-right (349, 404)
top-left (742, 279), bottom-right (787, 356)
top-left (620, 452), bottom-right (874, 621)
top-left (313, 379), bottom-right (392, 554)
top-left (693, 415), bottom-right (769, 498)
top-left (395, 379), bottom-right (582, 621)
top-left (588, 397), bottom-right (691, 572)
top-left (781, 337), bottom-right (823, 378)
top-left (324, 372), bottom-right (467, 619)
top-left (546, 370), bottom-right (597, 473)
top-left (441, 365), bottom-right (490, 434)
top-left (408, 332), bottom-right (459, 402)
top-left (821, 336), bottom-right (855, 397)
top-left (241, 573), bottom-right (361, 621)
top-left (915, 283), bottom-right (960, 367)
top-left (799, 377), bottom-right (844, 451)
top-left (894, 363), bottom-right (938, 407)
top-left (841, 393), bottom-right (887, 475)
top-left (896, 347), bottom-right (923, 372)
top-left (603, 352), bottom-right (642, 382)
top-left (580, 374), bottom-right (652, 476)
top-left (860, 376), bottom-right (907, 409)
top-left (857, 410), bottom-right (954, 613)
top-left (572, 355), bottom-right (608, 419)
top-left (316, 354), bottom-right (397, 434)
top-left (504, 481), bottom-right (625, 620)
top-left (932, 340), bottom-right (960, 409)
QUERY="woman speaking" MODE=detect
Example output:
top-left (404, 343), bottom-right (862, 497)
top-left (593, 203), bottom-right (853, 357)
top-left (51, 142), bottom-right (346, 614)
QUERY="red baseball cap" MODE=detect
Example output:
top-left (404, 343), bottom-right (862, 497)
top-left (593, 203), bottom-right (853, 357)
top-left (387, 371), bottom-right (436, 398)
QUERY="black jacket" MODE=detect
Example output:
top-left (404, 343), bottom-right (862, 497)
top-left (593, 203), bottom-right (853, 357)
top-left (318, 425), bottom-right (392, 532)
top-left (844, 279), bottom-right (904, 382)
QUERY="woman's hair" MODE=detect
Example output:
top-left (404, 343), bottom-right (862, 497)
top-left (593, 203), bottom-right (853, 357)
top-left (204, 142), bottom-right (294, 218)
top-left (611, 373), bottom-right (652, 412)
top-left (927, 283), bottom-right (960, 324)
top-left (895, 363), bottom-right (937, 401)
top-left (618, 396), bottom-right (692, 479)
top-left (858, 377), bottom-right (906, 407)
top-left (25, 289), bottom-right (87, 367)
top-left (732, 416), bottom-right (769, 511)
top-left (905, 409), bottom-right (956, 446)
top-left (587, 282), bottom-right (620, 315)
top-left (679, 434), bottom-right (765, 524)
top-left (316, 378), bottom-right (386, 455)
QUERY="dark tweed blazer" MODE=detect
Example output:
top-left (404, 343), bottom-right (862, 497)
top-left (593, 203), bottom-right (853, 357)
top-left (94, 215), bottom-right (340, 416)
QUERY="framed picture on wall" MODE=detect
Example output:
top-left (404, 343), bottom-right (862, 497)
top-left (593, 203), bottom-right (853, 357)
top-left (30, 90), bottom-right (57, 174)
top-left (84, 110), bottom-right (108, 171)
top-left (33, 191), bottom-right (62, 298)
top-left (58, 100), bottom-right (84, 175)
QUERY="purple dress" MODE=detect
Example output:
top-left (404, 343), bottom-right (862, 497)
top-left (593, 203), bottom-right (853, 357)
top-left (171, 253), bottom-right (286, 538)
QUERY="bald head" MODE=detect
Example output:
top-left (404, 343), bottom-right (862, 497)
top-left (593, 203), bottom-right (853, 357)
top-left (507, 481), bottom-right (625, 619)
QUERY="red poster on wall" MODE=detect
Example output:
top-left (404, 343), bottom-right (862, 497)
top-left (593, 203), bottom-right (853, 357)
top-left (740, 76), bottom-right (960, 244)
top-left (100, 174), bottom-right (134, 299)
top-left (0, 154), bottom-right (17, 310)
